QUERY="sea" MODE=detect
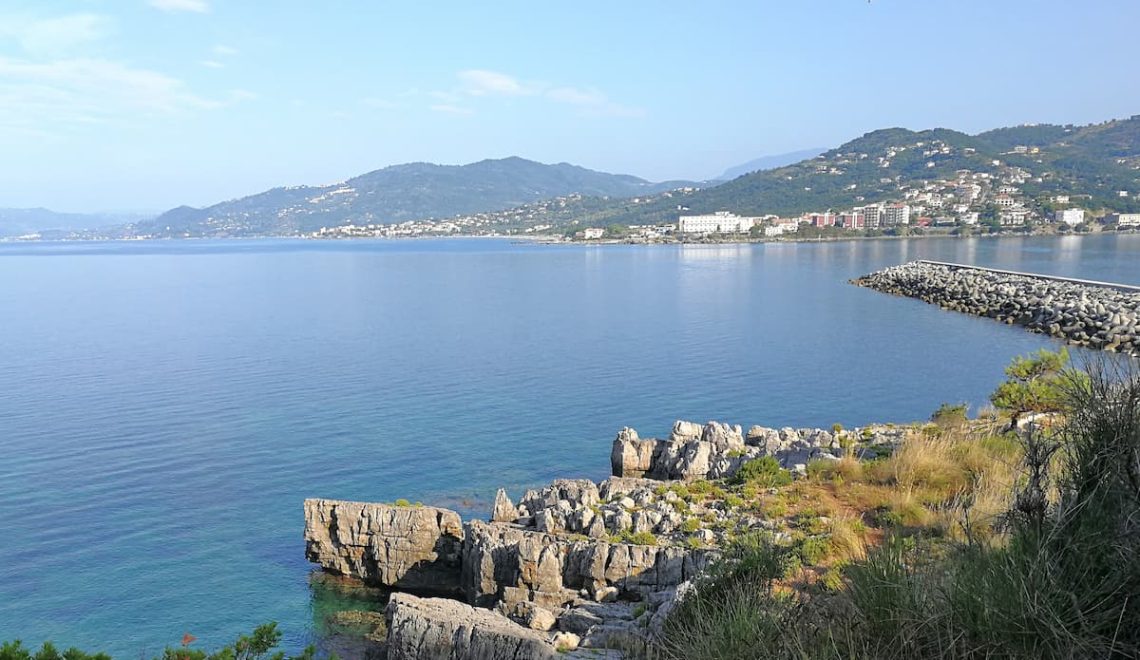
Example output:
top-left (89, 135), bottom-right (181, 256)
top-left (1, 234), bottom-right (1137, 655)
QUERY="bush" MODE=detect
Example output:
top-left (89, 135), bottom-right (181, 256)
top-left (730, 457), bottom-right (792, 487)
top-left (794, 536), bottom-right (831, 565)
top-left (611, 530), bottom-right (658, 546)
top-left (931, 402), bottom-right (968, 428)
top-left (655, 534), bottom-right (798, 659)
top-left (1, 624), bottom-right (314, 660)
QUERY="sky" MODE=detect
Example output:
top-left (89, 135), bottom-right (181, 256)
top-left (2, 1), bottom-right (1139, 213)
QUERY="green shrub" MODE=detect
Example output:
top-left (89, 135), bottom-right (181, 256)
top-left (628, 531), bottom-right (658, 546)
top-left (931, 402), bottom-right (968, 428)
top-left (1, 624), bottom-right (314, 660)
top-left (794, 536), bottom-right (831, 565)
top-left (393, 498), bottom-right (411, 507)
top-left (681, 518), bottom-right (701, 533)
top-left (730, 457), bottom-right (792, 487)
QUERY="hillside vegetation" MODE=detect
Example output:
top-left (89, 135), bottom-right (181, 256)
top-left (581, 115), bottom-right (1140, 228)
top-left (134, 157), bottom-right (695, 238)
top-left (647, 351), bottom-right (1140, 659)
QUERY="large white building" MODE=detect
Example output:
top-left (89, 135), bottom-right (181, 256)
top-left (1054, 208), bottom-right (1085, 225)
top-left (881, 204), bottom-right (911, 227)
top-left (677, 211), bottom-right (759, 234)
top-left (861, 204), bottom-right (883, 228)
top-left (1105, 213), bottom-right (1140, 227)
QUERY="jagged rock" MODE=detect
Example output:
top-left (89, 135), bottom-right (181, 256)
top-left (492, 488), bottom-right (517, 523)
top-left (535, 509), bottom-right (557, 533)
top-left (585, 515), bottom-right (607, 539)
top-left (501, 601), bottom-right (557, 631)
top-left (611, 427), bottom-right (659, 478)
top-left (557, 608), bottom-right (603, 635)
top-left (304, 498), bottom-right (463, 594)
top-left (700, 421), bottom-right (744, 452)
top-left (519, 479), bottom-right (599, 514)
top-left (462, 520), bottom-right (714, 608)
top-left (670, 420), bottom-right (703, 442)
top-left (599, 476), bottom-right (664, 500)
top-left (385, 593), bottom-right (556, 660)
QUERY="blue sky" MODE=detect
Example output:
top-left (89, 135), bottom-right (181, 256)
top-left (2, 0), bottom-right (1139, 212)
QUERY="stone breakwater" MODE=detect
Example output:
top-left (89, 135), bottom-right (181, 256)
top-left (304, 419), bottom-right (904, 659)
top-left (852, 260), bottom-right (1140, 356)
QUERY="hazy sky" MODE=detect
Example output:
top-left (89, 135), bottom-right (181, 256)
top-left (2, 0), bottom-right (1139, 212)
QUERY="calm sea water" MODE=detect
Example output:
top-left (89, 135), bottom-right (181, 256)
top-left (1, 234), bottom-right (1138, 655)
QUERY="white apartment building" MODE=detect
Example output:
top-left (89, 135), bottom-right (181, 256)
top-left (763, 220), bottom-right (800, 237)
top-left (581, 227), bottom-right (605, 239)
top-left (861, 204), bottom-right (883, 228)
top-left (1105, 213), bottom-right (1140, 227)
top-left (1054, 208), bottom-right (1085, 225)
top-left (881, 204), bottom-right (911, 227)
top-left (678, 211), bottom-right (759, 234)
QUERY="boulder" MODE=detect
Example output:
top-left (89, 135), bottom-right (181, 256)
top-left (385, 593), bottom-right (556, 660)
top-left (304, 498), bottom-right (463, 595)
top-left (501, 601), bottom-right (557, 631)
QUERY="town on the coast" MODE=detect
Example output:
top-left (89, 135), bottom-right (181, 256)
top-left (310, 133), bottom-right (1140, 242)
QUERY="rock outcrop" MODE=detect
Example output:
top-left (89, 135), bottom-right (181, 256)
top-left (461, 520), bottom-right (713, 609)
top-left (853, 261), bottom-right (1140, 356)
top-left (304, 498), bottom-right (464, 595)
top-left (306, 418), bottom-right (907, 658)
top-left (611, 420), bottom-right (901, 481)
top-left (385, 593), bottom-right (557, 660)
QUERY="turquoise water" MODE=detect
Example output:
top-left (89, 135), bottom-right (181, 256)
top-left (1, 234), bottom-right (1137, 655)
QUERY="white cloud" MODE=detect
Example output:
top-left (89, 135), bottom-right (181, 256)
top-left (200, 59), bottom-right (224, 68)
top-left (433, 70), bottom-right (643, 118)
top-left (0, 56), bottom-right (220, 133)
top-left (546, 85), bottom-right (645, 117)
top-left (430, 103), bottom-right (473, 115)
top-left (457, 69), bottom-right (534, 96)
top-left (148, 0), bottom-right (210, 13)
top-left (212, 44), bottom-right (239, 56)
top-left (0, 13), bottom-right (112, 57)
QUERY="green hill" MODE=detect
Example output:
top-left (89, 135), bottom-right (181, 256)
top-left (545, 115), bottom-right (1140, 230)
top-left (135, 157), bottom-right (697, 238)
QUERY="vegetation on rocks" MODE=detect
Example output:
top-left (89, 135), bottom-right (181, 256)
top-left (650, 351), bottom-right (1140, 659)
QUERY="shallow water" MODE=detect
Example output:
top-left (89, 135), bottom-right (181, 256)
top-left (0, 234), bottom-right (1137, 655)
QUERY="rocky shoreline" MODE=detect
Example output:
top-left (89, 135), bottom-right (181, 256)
top-left (853, 260), bottom-right (1140, 356)
top-left (303, 420), bottom-right (906, 659)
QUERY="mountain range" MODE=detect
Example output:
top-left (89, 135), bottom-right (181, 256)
top-left (715, 148), bottom-right (826, 180)
top-left (8, 115), bottom-right (1140, 240)
top-left (552, 115), bottom-right (1140, 229)
top-left (0, 208), bottom-right (151, 238)
top-left (134, 157), bottom-right (699, 238)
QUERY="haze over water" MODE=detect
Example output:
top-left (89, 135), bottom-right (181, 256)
top-left (1, 234), bottom-right (1137, 655)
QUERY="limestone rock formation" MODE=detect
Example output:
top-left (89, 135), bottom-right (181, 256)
top-left (304, 498), bottom-right (464, 594)
top-left (461, 520), bottom-right (713, 609)
top-left (492, 488), bottom-right (517, 523)
top-left (385, 592), bottom-right (556, 660)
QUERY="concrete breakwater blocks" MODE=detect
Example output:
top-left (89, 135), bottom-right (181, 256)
top-left (852, 260), bottom-right (1140, 357)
